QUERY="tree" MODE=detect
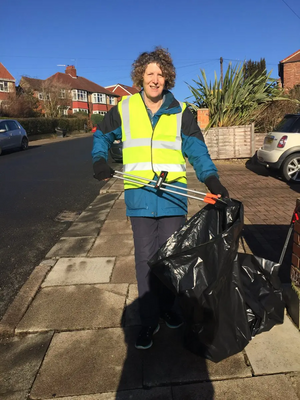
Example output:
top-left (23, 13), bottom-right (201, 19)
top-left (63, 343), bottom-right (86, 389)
top-left (255, 84), bottom-right (300, 132)
top-left (39, 80), bottom-right (72, 118)
top-left (0, 88), bottom-right (41, 118)
top-left (187, 63), bottom-right (287, 129)
top-left (243, 58), bottom-right (266, 80)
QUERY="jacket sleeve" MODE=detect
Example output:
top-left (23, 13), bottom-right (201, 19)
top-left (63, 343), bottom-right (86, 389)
top-left (181, 106), bottom-right (219, 182)
top-left (91, 106), bottom-right (122, 163)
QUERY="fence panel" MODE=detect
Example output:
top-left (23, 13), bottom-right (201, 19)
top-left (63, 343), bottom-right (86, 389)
top-left (202, 124), bottom-right (257, 159)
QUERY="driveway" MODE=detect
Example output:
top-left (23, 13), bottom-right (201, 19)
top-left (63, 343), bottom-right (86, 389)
top-left (215, 159), bottom-right (300, 283)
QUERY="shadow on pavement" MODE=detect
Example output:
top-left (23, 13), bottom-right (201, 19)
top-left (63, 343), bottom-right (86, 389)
top-left (245, 155), bottom-right (300, 193)
top-left (116, 298), bottom-right (215, 399)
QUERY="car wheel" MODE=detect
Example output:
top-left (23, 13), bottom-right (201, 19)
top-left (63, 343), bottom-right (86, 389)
top-left (281, 153), bottom-right (300, 183)
top-left (20, 137), bottom-right (29, 151)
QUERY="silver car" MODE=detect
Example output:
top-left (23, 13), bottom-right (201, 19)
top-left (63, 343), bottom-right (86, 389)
top-left (0, 119), bottom-right (29, 155)
top-left (257, 114), bottom-right (300, 182)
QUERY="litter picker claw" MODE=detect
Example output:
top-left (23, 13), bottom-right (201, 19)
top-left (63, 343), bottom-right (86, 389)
top-left (113, 170), bottom-right (226, 205)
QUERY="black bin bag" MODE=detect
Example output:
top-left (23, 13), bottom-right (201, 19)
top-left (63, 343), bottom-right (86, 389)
top-left (148, 198), bottom-right (285, 363)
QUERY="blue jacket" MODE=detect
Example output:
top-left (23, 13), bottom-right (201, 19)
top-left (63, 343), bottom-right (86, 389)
top-left (92, 90), bottom-right (219, 217)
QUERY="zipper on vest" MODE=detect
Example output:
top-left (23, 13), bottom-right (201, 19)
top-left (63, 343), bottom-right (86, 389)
top-left (142, 98), bottom-right (160, 178)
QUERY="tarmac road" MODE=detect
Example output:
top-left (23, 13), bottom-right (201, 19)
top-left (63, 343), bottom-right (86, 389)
top-left (0, 134), bottom-right (118, 319)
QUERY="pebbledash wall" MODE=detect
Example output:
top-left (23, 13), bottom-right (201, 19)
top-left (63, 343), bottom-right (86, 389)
top-left (197, 109), bottom-right (264, 159)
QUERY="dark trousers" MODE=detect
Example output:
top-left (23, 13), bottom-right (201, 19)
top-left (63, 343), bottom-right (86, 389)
top-left (130, 216), bottom-right (186, 326)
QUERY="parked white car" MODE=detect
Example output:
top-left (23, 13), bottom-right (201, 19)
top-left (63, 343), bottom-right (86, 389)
top-left (0, 119), bottom-right (28, 155)
top-left (257, 114), bottom-right (300, 182)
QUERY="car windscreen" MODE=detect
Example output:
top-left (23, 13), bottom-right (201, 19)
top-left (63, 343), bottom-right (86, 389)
top-left (274, 115), bottom-right (300, 133)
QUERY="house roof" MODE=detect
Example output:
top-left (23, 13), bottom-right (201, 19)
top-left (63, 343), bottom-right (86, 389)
top-left (20, 76), bottom-right (44, 90)
top-left (105, 83), bottom-right (139, 95)
top-left (0, 63), bottom-right (15, 82)
top-left (47, 72), bottom-right (119, 96)
top-left (280, 49), bottom-right (300, 63)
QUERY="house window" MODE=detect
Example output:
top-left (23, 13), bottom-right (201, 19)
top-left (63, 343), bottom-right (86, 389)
top-left (59, 107), bottom-right (68, 115)
top-left (109, 96), bottom-right (115, 105)
top-left (72, 90), bottom-right (87, 101)
top-left (38, 93), bottom-right (44, 100)
top-left (0, 81), bottom-right (8, 92)
top-left (60, 89), bottom-right (66, 99)
top-left (93, 93), bottom-right (106, 103)
top-left (73, 108), bottom-right (88, 113)
top-left (93, 111), bottom-right (107, 115)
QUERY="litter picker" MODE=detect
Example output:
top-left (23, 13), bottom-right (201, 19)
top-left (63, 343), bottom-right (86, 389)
top-left (113, 170), bottom-right (226, 205)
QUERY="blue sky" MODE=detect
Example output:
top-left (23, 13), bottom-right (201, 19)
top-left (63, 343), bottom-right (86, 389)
top-left (1, 0), bottom-right (299, 101)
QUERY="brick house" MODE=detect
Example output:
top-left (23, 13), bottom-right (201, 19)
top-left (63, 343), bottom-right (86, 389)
top-left (0, 63), bottom-right (16, 105)
top-left (19, 65), bottom-right (119, 116)
top-left (278, 49), bottom-right (300, 90)
top-left (105, 83), bottom-right (139, 101)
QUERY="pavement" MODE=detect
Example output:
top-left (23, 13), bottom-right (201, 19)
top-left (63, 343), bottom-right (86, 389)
top-left (1, 150), bottom-right (300, 400)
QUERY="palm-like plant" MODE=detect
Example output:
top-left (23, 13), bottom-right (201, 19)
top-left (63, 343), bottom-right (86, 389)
top-left (187, 63), bottom-right (285, 129)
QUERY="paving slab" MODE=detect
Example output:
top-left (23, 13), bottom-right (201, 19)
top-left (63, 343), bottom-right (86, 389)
top-left (45, 237), bottom-right (96, 258)
top-left (288, 372), bottom-right (300, 398)
top-left (142, 324), bottom-right (251, 387)
top-left (110, 255), bottom-right (136, 284)
top-left (37, 387), bottom-right (172, 400)
top-left (89, 235), bottom-right (134, 257)
top-left (106, 208), bottom-right (127, 221)
top-left (1, 391), bottom-right (29, 400)
top-left (100, 219), bottom-right (132, 236)
top-left (62, 221), bottom-right (102, 237)
top-left (0, 264), bottom-right (51, 336)
top-left (245, 315), bottom-right (300, 374)
top-left (113, 199), bottom-right (127, 209)
top-left (16, 284), bottom-right (128, 332)
top-left (172, 374), bottom-right (299, 399)
top-left (89, 192), bottom-right (119, 204)
top-left (30, 328), bottom-right (142, 399)
top-left (42, 257), bottom-right (115, 287)
top-left (124, 284), bottom-right (140, 326)
top-left (73, 210), bottom-right (110, 223)
top-left (0, 332), bottom-right (53, 394)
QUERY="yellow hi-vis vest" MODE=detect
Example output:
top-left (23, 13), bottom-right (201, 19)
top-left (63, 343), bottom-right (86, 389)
top-left (118, 94), bottom-right (187, 189)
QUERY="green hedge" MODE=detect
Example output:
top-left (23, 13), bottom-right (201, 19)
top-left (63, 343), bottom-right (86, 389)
top-left (91, 114), bottom-right (105, 126)
top-left (0, 117), bottom-right (89, 137)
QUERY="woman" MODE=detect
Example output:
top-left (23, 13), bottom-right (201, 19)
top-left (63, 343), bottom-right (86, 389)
top-left (92, 47), bottom-right (229, 349)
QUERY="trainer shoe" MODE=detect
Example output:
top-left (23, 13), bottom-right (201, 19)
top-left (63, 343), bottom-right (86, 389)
top-left (135, 324), bottom-right (160, 350)
top-left (161, 311), bottom-right (183, 329)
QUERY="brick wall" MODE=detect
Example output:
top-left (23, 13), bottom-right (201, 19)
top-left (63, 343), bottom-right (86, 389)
top-left (197, 108), bottom-right (209, 130)
top-left (291, 199), bottom-right (300, 287)
top-left (283, 62), bottom-right (300, 89)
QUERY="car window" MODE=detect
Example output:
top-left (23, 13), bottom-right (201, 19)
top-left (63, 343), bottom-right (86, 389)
top-left (274, 115), bottom-right (300, 133)
top-left (6, 120), bottom-right (19, 131)
top-left (0, 121), bottom-right (8, 131)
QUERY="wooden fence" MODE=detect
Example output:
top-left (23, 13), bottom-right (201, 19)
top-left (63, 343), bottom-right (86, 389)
top-left (202, 124), bottom-right (265, 160)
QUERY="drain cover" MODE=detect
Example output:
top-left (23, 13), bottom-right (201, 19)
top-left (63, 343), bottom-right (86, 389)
top-left (55, 211), bottom-right (81, 222)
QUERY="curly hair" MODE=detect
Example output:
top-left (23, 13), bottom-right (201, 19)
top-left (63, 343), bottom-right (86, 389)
top-left (131, 47), bottom-right (176, 90)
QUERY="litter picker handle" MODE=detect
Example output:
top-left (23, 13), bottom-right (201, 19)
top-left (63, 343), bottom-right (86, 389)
top-left (113, 170), bottom-right (224, 205)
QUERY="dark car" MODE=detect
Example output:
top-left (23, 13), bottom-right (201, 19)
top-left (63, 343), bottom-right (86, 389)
top-left (110, 139), bottom-right (123, 163)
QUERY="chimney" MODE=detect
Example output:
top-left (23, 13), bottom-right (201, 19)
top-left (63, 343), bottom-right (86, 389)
top-left (65, 65), bottom-right (77, 78)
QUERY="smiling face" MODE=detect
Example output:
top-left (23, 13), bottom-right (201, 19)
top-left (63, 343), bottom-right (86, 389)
top-left (142, 62), bottom-right (165, 102)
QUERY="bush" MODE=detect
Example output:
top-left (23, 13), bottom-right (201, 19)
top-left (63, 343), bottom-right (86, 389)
top-left (255, 86), bottom-right (300, 132)
top-left (91, 114), bottom-right (105, 127)
top-left (8, 117), bottom-right (89, 137)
